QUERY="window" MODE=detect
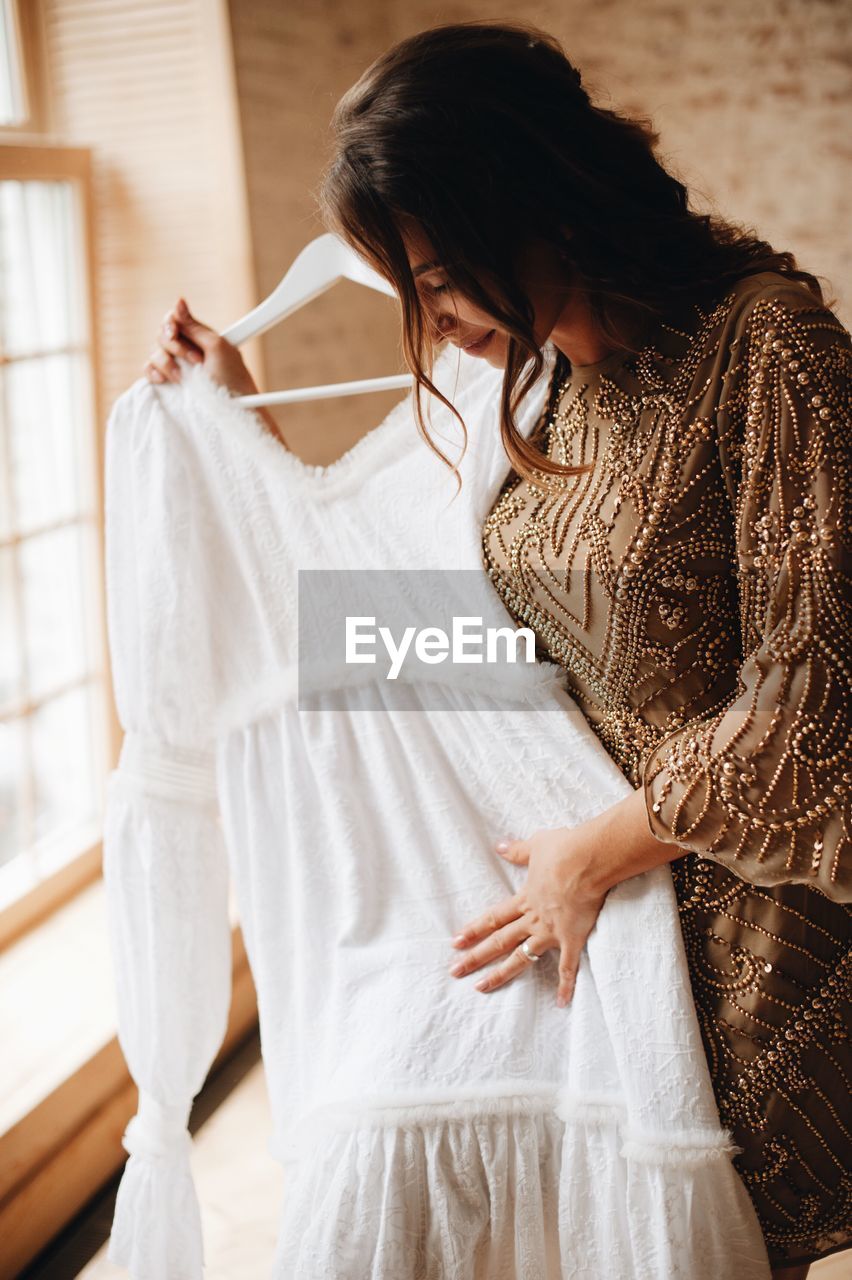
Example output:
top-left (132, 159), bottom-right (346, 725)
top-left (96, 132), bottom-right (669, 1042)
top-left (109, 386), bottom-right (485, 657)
top-left (0, 0), bottom-right (27, 128)
top-left (0, 148), bottom-right (109, 926)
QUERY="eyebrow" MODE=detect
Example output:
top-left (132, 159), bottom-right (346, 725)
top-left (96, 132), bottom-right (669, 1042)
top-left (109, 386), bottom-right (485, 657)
top-left (412, 260), bottom-right (442, 277)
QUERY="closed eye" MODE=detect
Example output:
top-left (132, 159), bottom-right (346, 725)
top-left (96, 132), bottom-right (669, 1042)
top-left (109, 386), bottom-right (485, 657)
top-left (425, 281), bottom-right (451, 296)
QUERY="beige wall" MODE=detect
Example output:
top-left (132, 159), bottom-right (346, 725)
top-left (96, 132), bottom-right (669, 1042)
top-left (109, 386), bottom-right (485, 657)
top-left (36, 0), bottom-right (260, 421)
top-left (32, 0), bottom-right (852, 462)
top-left (229, 0), bottom-right (851, 463)
top-left (225, 0), bottom-right (405, 462)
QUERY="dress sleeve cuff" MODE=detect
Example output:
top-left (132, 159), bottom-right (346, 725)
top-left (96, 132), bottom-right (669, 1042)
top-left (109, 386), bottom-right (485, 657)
top-left (107, 1091), bottom-right (203, 1280)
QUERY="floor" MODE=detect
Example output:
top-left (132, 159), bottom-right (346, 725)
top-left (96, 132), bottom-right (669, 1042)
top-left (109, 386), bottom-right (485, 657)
top-left (23, 1032), bottom-right (850, 1278)
top-left (80, 1060), bottom-right (284, 1279)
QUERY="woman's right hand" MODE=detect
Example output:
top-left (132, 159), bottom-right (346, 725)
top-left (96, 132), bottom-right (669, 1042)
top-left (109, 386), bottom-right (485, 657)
top-left (144, 297), bottom-right (260, 398)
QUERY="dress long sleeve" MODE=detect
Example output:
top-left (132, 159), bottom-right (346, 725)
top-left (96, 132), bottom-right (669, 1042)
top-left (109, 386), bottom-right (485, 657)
top-left (641, 281), bottom-right (852, 902)
top-left (101, 382), bottom-right (233, 1279)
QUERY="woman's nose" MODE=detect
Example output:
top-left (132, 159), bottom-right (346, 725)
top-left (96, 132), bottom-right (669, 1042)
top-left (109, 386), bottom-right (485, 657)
top-left (433, 311), bottom-right (456, 340)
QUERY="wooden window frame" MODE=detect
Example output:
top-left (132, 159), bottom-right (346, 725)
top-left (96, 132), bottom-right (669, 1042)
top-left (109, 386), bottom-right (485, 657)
top-left (0, 16), bottom-right (260, 1274)
top-left (0, 140), bottom-right (117, 950)
top-left (1, 0), bottom-right (47, 134)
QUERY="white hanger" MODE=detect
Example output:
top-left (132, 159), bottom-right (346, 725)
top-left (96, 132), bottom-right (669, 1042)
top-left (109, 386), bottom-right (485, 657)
top-left (220, 233), bottom-right (415, 407)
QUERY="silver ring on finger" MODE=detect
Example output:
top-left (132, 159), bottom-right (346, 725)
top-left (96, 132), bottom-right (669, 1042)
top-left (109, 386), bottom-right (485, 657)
top-left (519, 938), bottom-right (541, 963)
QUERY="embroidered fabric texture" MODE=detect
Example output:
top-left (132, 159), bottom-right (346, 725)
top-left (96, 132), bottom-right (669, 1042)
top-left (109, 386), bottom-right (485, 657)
top-left (101, 340), bottom-right (772, 1278)
top-left (481, 271), bottom-right (852, 1269)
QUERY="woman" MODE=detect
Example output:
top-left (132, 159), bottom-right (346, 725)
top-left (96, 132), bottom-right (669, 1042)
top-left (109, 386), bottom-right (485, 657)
top-left (145, 20), bottom-right (851, 1276)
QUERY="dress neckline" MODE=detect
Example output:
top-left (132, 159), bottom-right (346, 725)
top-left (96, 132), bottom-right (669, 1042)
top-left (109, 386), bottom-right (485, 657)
top-left (567, 347), bottom-right (632, 377)
top-left (562, 309), bottom-right (658, 379)
top-left (155, 357), bottom-right (420, 496)
top-left (146, 342), bottom-right (556, 498)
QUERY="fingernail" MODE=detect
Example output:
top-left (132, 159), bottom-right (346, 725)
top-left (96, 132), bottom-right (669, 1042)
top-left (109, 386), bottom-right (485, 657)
top-left (495, 840), bottom-right (509, 853)
top-left (451, 934), bottom-right (466, 946)
top-left (177, 298), bottom-right (188, 316)
top-left (449, 963), bottom-right (464, 977)
top-left (474, 979), bottom-right (489, 991)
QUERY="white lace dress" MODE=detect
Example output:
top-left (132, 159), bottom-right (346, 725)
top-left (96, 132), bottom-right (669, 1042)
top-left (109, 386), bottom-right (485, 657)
top-left (101, 341), bottom-right (772, 1279)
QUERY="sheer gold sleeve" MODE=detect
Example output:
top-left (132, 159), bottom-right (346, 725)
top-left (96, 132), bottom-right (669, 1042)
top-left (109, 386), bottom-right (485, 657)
top-left (641, 281), bottom-right (852, 901)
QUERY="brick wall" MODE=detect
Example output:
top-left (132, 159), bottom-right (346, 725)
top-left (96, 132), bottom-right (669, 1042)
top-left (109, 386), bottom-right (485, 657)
top-left (230, 0), bottom-right (851, 462)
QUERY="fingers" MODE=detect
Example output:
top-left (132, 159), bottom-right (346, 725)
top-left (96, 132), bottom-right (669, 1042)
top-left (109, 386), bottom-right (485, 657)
top-left (449, 916), bottom-right (531, 978)
top-left (473, 936), bottom-right (555, 993)
top-left (494, 836), bottom-right (531, 865)
top-left (450, 922), bottom-right (582, 1007)
top-left (556, 944), bottom-right (581, 1008)
top-left (161, 330), bottom-right (203, 363)
top-left (171, 299), bottom-right (218, 352)
top-left (145, 344), bottom-right (180, 384)
top-left (144, 308), bottom-right (181, 383)
top-left (144, 351), bottom-right (172, 383)
top-left (451, 895), bottom-right (523, 949)
top-left (144, 303), bottom-right (204, 383)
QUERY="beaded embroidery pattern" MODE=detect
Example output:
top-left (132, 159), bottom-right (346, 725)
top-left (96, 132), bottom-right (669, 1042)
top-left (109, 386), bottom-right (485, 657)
top-left (481, 272), bottom-right (851, 1268)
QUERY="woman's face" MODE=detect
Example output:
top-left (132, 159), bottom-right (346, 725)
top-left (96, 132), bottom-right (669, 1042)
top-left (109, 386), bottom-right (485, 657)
top-left (400, 223), bottom-right (571, 369)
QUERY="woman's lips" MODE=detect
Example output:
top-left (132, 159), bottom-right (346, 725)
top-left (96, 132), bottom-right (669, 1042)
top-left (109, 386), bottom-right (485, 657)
top-left (462, 329), bottom-right (496, 354)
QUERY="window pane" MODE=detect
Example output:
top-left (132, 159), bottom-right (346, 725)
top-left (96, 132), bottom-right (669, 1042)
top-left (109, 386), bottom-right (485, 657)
top-left (0, 546), bottom-right (22, 713)
top-left (0, 180), bottom-right (85, 354)
top-left (20, 523), bottom-right (99, 702)
top-left (0, 715), bottom-right (27, 871)
top-left (0, 393), bottom-right (12, 540)
top-left (31, 683), bottom-right (101, 868)
top-left (5, 353), bottom-right (96, 534)
top-left (0, 166), bottom-right (106, 908)
top-left (0, 0), bottom-right (26, 126)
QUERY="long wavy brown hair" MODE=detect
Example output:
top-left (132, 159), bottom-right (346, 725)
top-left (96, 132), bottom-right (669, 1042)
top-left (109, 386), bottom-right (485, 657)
top-left (317, 19), bottom-right (830, 490)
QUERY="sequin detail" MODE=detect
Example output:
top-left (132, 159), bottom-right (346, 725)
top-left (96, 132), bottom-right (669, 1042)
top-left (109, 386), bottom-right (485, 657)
top-left (481, 271), bottom-right (852, 1269)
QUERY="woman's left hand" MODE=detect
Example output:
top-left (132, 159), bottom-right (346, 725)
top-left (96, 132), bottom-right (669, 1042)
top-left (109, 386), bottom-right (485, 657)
top-left (448, 825), bottom-right (610, 1008)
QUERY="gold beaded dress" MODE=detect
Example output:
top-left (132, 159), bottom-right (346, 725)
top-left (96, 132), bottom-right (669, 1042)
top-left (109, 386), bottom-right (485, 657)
top-left (480, 270), bottom-right (851, 1270)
